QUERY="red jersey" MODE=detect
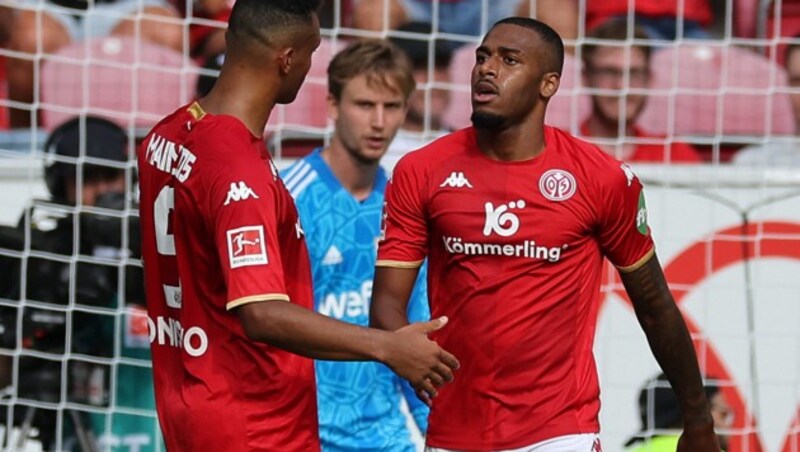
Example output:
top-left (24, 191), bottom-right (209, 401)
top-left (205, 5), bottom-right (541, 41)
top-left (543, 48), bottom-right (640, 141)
top-left (137, 102), bottom-right (319, 451)
top-left (377, 126), bottom-right (654, 450)
top-left (586, 0), bottom-right (712, 30)
top-left (580, 123), bottom-right (703, 163)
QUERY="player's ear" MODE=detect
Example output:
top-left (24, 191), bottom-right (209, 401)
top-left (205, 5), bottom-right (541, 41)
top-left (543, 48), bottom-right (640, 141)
top-left (540, 72), bottom-right (560, 100)
top-left (326, 93), bottom-right (339, 122)
top-left (278, 47), bottom-right (294, 76)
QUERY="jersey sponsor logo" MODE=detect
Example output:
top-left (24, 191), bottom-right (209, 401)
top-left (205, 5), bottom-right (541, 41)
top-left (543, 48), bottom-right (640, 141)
top-left (227, 225), bottom-right (268, 268)
top-left (322, 245), bottom-right (343, 265)
top-left (148, 315), bottom-right (208, 357)
top-left (440, 171), bottom-right (474, 188)
top-left (318, 281), bottom-right (372, 319)
top-left (443, 235), bottom-right (565, 262)
top-left (223, 181), bottom-right (259, 206)
top-left (539, 169), bottom-right (577, 201)
top-left (621, 163), bottom-right (635, 187)
top-left (483, 200), bottom-right (525, 237)
top-left (637, 191), bottom-right (648, 235)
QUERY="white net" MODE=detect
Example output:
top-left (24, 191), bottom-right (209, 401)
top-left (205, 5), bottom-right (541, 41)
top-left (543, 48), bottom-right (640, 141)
top-left (0, 0), bottom-right (799, 451)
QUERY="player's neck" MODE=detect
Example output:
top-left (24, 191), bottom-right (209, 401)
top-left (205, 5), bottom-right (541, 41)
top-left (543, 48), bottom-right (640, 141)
top-left (475, 122), bottom-right (546, 162)
top-left (199, 72), bottom-right (278, 138)
top-left (322, 144), bottom-right (380, 202)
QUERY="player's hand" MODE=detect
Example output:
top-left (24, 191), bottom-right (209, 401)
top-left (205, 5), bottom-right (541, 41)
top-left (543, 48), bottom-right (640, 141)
top-left (384, 316), bottom-right (459, 405)
top-left (677, 422), bottom-right (721, 452)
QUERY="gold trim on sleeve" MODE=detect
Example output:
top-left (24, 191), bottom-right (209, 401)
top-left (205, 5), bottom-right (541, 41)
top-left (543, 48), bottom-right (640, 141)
top-left (226, 293), bottom-right (290, 311)
top-left (375, 259), bottom-right (424, 269)
top-left (187, 102), bottom-right (207, 121)
top-left (616, 247), bottom-right (655, 273)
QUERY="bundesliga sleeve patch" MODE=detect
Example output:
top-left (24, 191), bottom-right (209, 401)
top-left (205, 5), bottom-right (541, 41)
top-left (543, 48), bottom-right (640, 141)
top-left (227, 225), bottom-right (269, 268)
top-left (636, 191), bottom-right (649, 235)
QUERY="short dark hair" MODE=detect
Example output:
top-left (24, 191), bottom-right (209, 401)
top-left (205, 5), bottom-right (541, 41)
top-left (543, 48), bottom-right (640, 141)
top-left (327, 39), bottom-right (416, 102)
top-left (389, 21), bottom-right (454, 70)
top-left (227, 0), bottom-right (320, 47)
top-left (583, 18), bottom-right (653, 66)
top-left (489, 17), bottom-right (564, 75)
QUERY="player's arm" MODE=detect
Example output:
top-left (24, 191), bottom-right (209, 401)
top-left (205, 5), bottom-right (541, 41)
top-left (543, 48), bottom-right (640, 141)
top-left (370, 265), bottom-right (420, 330)
top-left (620, 253), bottom-right (721, 452)
top-left (237, 300), bottom-right (457, 400)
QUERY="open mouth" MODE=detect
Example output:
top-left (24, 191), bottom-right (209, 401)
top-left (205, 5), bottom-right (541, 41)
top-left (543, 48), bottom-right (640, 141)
top-left (472, 80), bottom-right (499, 103)
top-left (365, 136), bottom-right (385, 149)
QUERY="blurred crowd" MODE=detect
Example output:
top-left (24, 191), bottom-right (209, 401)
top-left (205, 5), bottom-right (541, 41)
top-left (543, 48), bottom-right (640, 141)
top-left (0, 0), bottom-right (799, 165)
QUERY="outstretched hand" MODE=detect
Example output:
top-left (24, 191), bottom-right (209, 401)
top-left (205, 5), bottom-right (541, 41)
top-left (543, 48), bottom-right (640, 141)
top-left (677, 424), bottom-right (722, 452)
top-left (384, 316), bottom-right (459, 405)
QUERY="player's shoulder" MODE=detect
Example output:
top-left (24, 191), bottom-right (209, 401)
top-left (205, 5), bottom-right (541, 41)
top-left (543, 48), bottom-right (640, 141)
top-left (546, 126), bottom-right (636, 191)
top-left (394, 127), bottom-right (473, 173)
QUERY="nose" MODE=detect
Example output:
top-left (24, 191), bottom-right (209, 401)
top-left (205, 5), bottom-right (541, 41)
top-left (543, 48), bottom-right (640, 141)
top-left (371, 105), bottom-right (385, 129)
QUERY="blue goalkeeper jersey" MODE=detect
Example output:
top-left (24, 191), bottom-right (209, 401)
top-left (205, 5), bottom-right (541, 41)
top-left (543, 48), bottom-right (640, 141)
top-left (281, 149), bottom-right (429, 452)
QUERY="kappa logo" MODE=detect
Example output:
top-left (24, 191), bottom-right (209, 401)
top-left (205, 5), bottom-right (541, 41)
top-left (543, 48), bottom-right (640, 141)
top-left (483, 200), bottom-right (525, 237)
top-left (224, 181), bottom-right (259, 206)
top-left (226, 225), bottom-right (268, 268)
top-left (440, 171), bottom-right (473, 188)
top-left (539, 169), bottom-right (577, 201)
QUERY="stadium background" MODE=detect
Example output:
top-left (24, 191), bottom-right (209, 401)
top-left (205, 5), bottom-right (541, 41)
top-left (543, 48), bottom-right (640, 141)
top-left (0, 0), bottom-right (799, 450)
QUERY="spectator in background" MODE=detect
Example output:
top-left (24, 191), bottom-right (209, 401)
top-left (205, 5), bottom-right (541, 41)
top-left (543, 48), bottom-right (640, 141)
top-left (353, 0), bottom-right (519, 44)
top-left (734, 40), bottom-right (800, 166)
top-left (0, 7), bottom-right (11, 47)
top-left (625, 373), bottom-right (733, 452)
top-left (384, 21), bottom-right (453, 170)
top-left (520, 0), bottom-right (713, 44)
top-left (281, 39), bottom-right (429, 451)
top-left (0, 116), bottom-right (159, 450)
top-left (581, 19), bottom-right (703, 163)
top-left (585, 0), bottom-right (713, 41)
top-left (170, 0), bottom-right (230, 59)
top-left (3, 0), bottom-right (182, 128)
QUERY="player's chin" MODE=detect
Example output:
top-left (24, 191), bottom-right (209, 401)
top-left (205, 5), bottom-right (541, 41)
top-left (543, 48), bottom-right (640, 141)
top-left (357, 148), bottom-right (386, 164)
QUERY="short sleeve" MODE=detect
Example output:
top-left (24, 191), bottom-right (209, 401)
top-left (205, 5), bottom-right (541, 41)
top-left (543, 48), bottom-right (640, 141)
top-left (200, 133), bottom-right (290, 309)
top-left (596, 163), bottom-right (655, 272)
top-left (376, 159), bottom-right (428, 268)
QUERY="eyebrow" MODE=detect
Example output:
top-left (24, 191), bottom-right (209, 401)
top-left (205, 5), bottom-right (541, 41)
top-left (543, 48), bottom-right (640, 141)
top-left (476, 45), bottom-right (525, 55)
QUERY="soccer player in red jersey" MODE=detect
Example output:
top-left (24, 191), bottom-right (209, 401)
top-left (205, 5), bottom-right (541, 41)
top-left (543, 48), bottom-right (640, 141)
top-left (371, 17), bottom-right (721, 452)
top-left (136, 1), bottom-right (459, 450)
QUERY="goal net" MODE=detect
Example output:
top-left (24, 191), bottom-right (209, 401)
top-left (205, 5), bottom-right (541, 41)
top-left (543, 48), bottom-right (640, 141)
top-left (0, 0), bottom-right (799, 451)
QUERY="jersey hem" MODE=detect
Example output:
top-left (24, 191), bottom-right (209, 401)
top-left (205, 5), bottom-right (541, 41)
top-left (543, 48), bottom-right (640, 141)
top-left (375, 259), bottom-right (424, 269)
top-left (226, 294), bottom-right (290, 310)
top-left (616, 246), bottom-right (655, 273)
